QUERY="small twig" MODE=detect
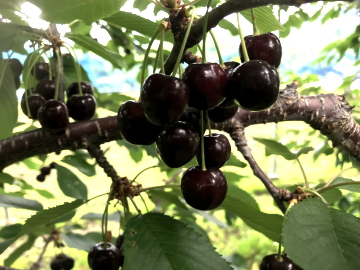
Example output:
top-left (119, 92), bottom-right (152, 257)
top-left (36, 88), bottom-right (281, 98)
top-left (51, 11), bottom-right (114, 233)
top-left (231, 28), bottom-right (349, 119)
top-left (29, 235), bottom-right (53, 270)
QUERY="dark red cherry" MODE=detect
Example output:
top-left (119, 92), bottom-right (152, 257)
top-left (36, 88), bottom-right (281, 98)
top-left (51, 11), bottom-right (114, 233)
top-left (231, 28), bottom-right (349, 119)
top-left (88, 242), bottom-right (121, 270)
top-left (40, 166), bottom-right (51, 176)
top-left (141, 73), bottom-right (189, 126)
top-left (208, 105), bottom-right (238, 123)
top-left (21, 93), bottom-right (45, 119)
top-left (240, 33), bottom-right (282, 68)
top-left (37, 100), bottom-right (69, 134)
top-left (32, 62), bottom-right (50, 81)
top-left (156, 122), bottom-right (199, 168)
top-left (229, 60), bottom-right (279, 111)
top-left (179, 108), bottom-right (201, 135)
top-left (8, 58), bottom-right (23, 77)
top-left (36, 79), bottom-right (56, 100)
top-left (117, 100), bottom-right (162, 145)
top-left (182, 62), bottom-right (227, 110)
top-left (66, 94), bottom-right (96, 121)
top-left (67, 82), bottom-right (94, 97)
top-left (260, 254), bottom-right (301, 270)
top-left (50, 253), bottom-right (74, 270)
top-left (219, 61), bottom-right (241, 108)
top-left (181, 166), bottom-right (227, 210)
top-left (36, 174), bottom-right (45, 182)
top-left (196, 134), bottom-right (231, 169)
top-left (115, 234), bottom-right (125, 267)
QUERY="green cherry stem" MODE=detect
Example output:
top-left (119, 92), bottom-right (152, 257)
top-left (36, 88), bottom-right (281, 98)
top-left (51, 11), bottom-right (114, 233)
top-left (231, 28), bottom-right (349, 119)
top-left (316, 181), bottom-right (360, 194)
top-left (141, 26), bottom-right (162, 88)
top-left (136, 184), bottom-right (180, 193)
top-left (171, 7), bottom-right (196, 77)
top-left (302, 188), bottom-right (328, 205)
top-left (102, 190), bottom-right (112, 246)
top-left (323, 166), bottom-right (354, 188)
top-left (250, 8), bottom-right (260, 36)
top-left (237, 13), bottom-right (249, 63)
top-left (209, 30), bottom-right (223, 66)
top-left (205, 110), bottom-right (212, 137)
top-left (178, 63), bottom-right (183, 77)
top-left (159, 29), bottom-right (166, 74)
top-left (54, 48), bottom-right (62, 101)
top-left (64, 44), bottom-right (83, 95)
top-left (201, 0), bottom-right (212, 63)
top-left (139, 193), bottom-right (149, 212)
top-left (128, 195), bottom-right (141, 215)
top-left (200, 110), bottom-right (206, 171)
top-left (130, 165), bottom-right (158, 184)
top-left (295, 155), bottom-right (309, 189)
top-left (153, 48), bottom-right (160, 73)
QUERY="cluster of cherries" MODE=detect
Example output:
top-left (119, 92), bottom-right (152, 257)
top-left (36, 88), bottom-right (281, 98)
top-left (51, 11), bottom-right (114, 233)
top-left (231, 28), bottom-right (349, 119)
top-left (117, 32), bottom-right (281, 212)
top-left (36, 162), bottom-right (56, 182)
top-left (20, 61), bottom-right (96, 134)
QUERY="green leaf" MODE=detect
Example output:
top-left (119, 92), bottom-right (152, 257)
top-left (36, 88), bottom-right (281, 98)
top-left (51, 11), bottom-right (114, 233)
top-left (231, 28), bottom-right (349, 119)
top-left (218, 19), bottom-right (238, 35)
top-left (0, 194), bottom-right (43, 211)
top-left (224, 153), bottom-right (247, 168)
top-left (21, 157), bottom-right (41, 170)
top-left (148, 189), bottom-right (188, 210)
top-left (0, 172), bottom-right (14, 184)
top-left (0, 224), bottom-right (22, 239)
top-left (221, 188), bottom-right (282, 242)
top-left (124, 213), bottom-right (232, 270)
top-left (4, 234), bottom-right (37, 266)
top-left (97, 92), bottom-right (133, 112)
top-left (81, 211), bottom-right (121, 222)
top-left (39, 0), bottom-right (124, 24)
top-left (0, 199), bottom-right (85, 255)
top-left (283, 199), bottom-right (360, 270)
top-left (49, 210), bottom-right (76, 225)
top-left (34, 189), bottom-right (55, 199)
top-left (254, 138), bottom-right (294, 160)
top-left (62, 153), bottom-right (96, 177)
top-left (62, 55), bottom-right (91, 89)
top-left (330, 177), bottom-right (360, 193)
top-left (296, 146), bottom-right (314, 156)
top-left (240, 7), bottom-right (285, 34)
top-left (103, 11), bottom-right (174, 43)
top-left (62, 232), bottom-right (99, 251)
top-left (65, 34), bottom-right (126, 69)
top-left (57, 165), bottom-right (88, 200)
top-left (0, 62), bottom-right (18, 140)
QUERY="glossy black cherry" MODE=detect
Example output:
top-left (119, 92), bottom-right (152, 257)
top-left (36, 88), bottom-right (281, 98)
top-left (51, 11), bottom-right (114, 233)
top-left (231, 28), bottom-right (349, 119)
top-left (8, 58), bottom-right (23, 77)
top-left (141, 73), bottom-right (189, 126)
top-left (117, 100), bottom-right (162, 145)
top-left (32, 62), bottom-right (50, 81)
top-left (181, 166), bottom-right (227, 210)
top-left (88, 242), bottom-right (121, 270)
top-left (182, 62), bottom-right (227, 110)
top-left (260, 254), bottom-right (301, 270)
top-left (230, 60), bottom-right (279, 111)
top-left (36, 79), bottom-right (56, 100)
top-left (66, 94), bottom-right (96, 121)
top-left (37, 100), bottom-right (69, 134)
top-left (156, 122), bottom-right (199, 168)
top-left (220, 61), bottom-right (240, 108)
top-left (115, 234), bottom-right (125, 267)
top-left (50, 253), bottom-right (74, 270)
top-left (208, 105), bottom-right (238, 123)
top-left (196, 134), bottom-right (231, 168)
top-left (240, 33), bottom-right (282, 68)
top-left (21, 93), bottom-right (45, 119)
top-left (67, 81), bottom-right (94, 97)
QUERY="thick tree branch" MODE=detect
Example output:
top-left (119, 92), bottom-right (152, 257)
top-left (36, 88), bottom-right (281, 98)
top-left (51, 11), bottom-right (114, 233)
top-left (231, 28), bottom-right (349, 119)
top-left (164, 0), bottom-right (354, 74)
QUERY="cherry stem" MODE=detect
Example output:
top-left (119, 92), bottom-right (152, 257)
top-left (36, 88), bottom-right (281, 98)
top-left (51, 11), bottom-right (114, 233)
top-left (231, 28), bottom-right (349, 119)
top-left (102, 189), bottom-right (112, 246)
top-left (122, 196), bottom-right (131, 222)
top-left (178, 63), bottom-right (183, 77)
top-left (179, 0), bottom-right (201, 8)
top-left (277, 202), bottom-right (295, 261)
top-left (205, 110), bottom-right (212, 136)
top-left (295, 155), bottom-right (309, 189)
top-left (141, 26), bottom-right (162, 88)
top-left (153, 48), bottom-right (160, 73)
top-left (147, 0), bottom-right (168, 12)
top-left (159, 29), bottom-right (166, 74)
top-left (201, 0), bottom-right (212, 63)
top-left (316, 180), bottom-right (360, 194)
top-left (200, 110), bottom-right (206, 171)
top-left (139, 193), bottom-right (149, 212)
top-left (136, 184), bottom-right (180, 193)
top-left (302, 188), bottom-right (328, 205)
top-left (54, 48), bottom-right (61, 100)
top-left (130, 165), bottom-right (158, 184)
top-left (128, 195), bottom-right (141, 215)
top-left (209, 30), bottom-right (223, 66)
top-left (171, 7), bottom-right (196, 77)
top-left (237, 13), bottom-right (249, 63)
top-left (64, 43), bottom-right (83, 95)
top-left (250, 8), bottom-right (260, 36)
top-left (197, 44), bottom-right (202, 55)
top-left (323, 166), bottom-right (354, 188)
